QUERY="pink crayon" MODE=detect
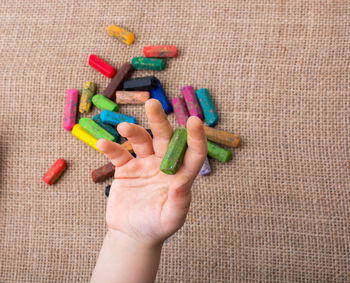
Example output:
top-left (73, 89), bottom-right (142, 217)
top-left (63, 89), bottom-right (79, 131)
top-left (172, 97), bottom-right (189, 127)
top-left (181, 86), bottom-right (204, 120)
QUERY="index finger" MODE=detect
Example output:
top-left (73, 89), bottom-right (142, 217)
top-left (145, 99), bottom-right (173, 159)
top-left (96, 139), bottom-right (133, 167)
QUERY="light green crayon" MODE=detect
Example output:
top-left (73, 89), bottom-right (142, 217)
top-left (79, 118), bottom-right (116, 142)
top-left (207, 141), bottom-right (231, 162)
top-left (92, 94), bottom-right (119, 111)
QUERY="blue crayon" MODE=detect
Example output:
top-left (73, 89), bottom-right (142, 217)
top-left (195, 88), bottom-right (218, 127)
top-left (100, 110), bottom-right (136, 125)
top-left (150, 79), bottom-right (173, 114)
top-left (92, 114), bottom-right (120, 141)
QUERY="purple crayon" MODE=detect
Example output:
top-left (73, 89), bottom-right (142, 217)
top-left (172, 97), bottom-right (189, 127)
top-left (199, 157), bottom-right (211, 176)
top-left (181, 86), bottom-right (204, 120)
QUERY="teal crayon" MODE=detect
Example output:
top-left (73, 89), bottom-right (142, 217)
top-left (196, 88), bottom-right (218, 127)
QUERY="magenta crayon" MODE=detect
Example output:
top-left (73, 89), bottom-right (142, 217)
top-left (181, 86), bottom-right (204, 120)
top-left (172, 97), bottom-right (189, 127)
top-left (63, 89), bottom-right (79, 131)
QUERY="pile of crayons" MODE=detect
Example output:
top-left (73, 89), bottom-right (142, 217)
top-left (43, 25), bottom-right (240, 188)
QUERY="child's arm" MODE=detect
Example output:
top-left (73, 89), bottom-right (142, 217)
top-left (91, 230), bottom-right (162, 283)
top-left (91, 99), bottom-right (207, 283)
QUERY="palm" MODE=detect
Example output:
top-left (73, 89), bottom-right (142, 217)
top-left (97, 99), bottom-right (207, 245)
top-left (107, 155), bottom-right (183, 243)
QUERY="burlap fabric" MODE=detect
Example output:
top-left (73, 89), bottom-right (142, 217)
top-left (1, 1), bottom-right (349, 282)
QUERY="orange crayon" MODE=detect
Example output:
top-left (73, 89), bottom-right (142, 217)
top-left (203, 126), bottom-right (240, 148)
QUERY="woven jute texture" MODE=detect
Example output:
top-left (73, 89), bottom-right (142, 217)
top-left (1, 1), bottom-right (349, 282)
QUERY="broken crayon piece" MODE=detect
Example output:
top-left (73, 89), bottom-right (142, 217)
top-left (207, 141), bottom-right (231, 163)
top-left (203, 126), bottom-right (240, 148)
top-left (146, 129), bottom-right (153, 138)
top-left (150, 79), bottom-right (172, 114)
top-left (107, 25), bottom-right (134, 45)
top-left (103, 62), bottom-right (133, 100)
top-left (105, 185), bottom-right (111, 197)
top-left (116, 91), bottom-right (149, 104)
top-left (143, 45), bottom-right (178, 58)
top-left (43, 159), bottom-right (67, 185)
top-left (89, 54), bottom-right (116, 78)
top-left (91, 162), bottom-right (115, 183)
top-left (93, 114), bottom-right (120, 141)
top-left (181, 86), bottom-right (204, 120)
top-left (199, 157), bottom-right (211, 176)
top-left (92, 94), bottom-right (118, 111)
top-left (63, 89), bottom-right (78, 131)
top-left (131, 57), bottom-right (166, 71)
top-left (100, 110), bottom-right (136, 126)
top-left (79, 81), bottom-right (96, 113)
top-left (196, 88), bottom-right (218, 126)
top-left (160, 128), bottom-right (187, 175)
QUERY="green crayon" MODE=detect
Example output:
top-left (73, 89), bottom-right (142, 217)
top-left (207, 141), bottom-right (231, 162)
top-left (79, 118), bottom-right (116, 142)
top-left (92, 94), bottom-right (119, 111)
top-left (131, 57), bottom-right (166, 71)
top-left (160, 128), bottom-right (187, 175)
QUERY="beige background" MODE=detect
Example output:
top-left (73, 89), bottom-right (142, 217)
top-left (1, 0), bottom-right (349, 282)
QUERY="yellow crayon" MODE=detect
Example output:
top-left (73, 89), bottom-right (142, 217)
top-left (72, 124), bottom-right (100, 152)
top-left (107, 25), bottom-right (134, 45)
top-left (79, 81), bottom-right (96, 113)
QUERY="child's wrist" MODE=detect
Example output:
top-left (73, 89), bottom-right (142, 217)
top-left (107, 229), bottom-right (163, 251)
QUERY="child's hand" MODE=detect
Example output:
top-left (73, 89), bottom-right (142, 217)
top-left (97, 99), bottom-right (207, 247)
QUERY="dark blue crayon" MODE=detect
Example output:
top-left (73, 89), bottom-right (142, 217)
top-left (146, 129), bottom-right (153, 138)
top-left (100, 110), bottom-right (136, 126)
top-left (123, 76), bottom-right (157, 91)
top-left (93, 114), bottom-right (120, 141)
top-left (150, 78), bottom-right (173, 114)
top-left (105, 185), bottom-right (111, 197)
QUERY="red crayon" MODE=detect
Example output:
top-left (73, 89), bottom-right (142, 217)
top-left (143, 45), bottom-right (178, 58)
top-left (43, 159), bottom-right (67, 185)
top-left (89, 54), bottom-right (116, 78)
